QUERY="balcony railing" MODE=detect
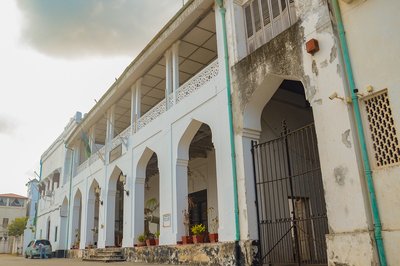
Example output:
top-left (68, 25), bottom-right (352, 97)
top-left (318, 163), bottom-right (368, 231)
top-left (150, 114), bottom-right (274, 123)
top-left (176, 59), bottom-right (219, 104)
top-left (75, 60), bottom-right (219, 171)
top-left (137, 59), bottom-right (219, 131)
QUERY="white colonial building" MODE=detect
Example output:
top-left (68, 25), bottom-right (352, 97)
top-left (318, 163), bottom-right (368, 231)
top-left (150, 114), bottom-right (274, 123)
top-left (36, 0), bottom-right (400, 265)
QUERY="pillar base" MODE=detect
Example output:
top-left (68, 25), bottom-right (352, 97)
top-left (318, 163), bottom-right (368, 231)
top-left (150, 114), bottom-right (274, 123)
top-left (326, 231), bottom-right (378, 266)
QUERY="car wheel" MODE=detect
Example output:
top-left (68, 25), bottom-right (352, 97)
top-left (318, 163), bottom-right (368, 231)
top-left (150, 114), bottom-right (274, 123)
top-left (30, 252), bottom-right (34, 259)
top-left (25, 253), bottom-right (28, 259)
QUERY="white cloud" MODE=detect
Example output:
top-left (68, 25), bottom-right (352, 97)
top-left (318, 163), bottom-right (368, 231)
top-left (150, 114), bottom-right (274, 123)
top-left (16, 0), bottom-right (183, 58)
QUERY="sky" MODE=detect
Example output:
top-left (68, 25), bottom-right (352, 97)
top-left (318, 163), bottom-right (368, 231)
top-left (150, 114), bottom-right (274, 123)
top-left (0, 0), bottom-right (183, 197)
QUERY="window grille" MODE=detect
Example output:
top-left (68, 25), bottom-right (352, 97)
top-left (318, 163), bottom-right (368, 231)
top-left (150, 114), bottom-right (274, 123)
top-left (364, 90), bottom-right (400, 167)
top-left (243, 0), bottom-right (297, 53)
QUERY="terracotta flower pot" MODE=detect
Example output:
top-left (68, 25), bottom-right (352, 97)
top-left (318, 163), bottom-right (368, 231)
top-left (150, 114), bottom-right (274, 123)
top-left (155, 239), bottom-right (159, 245)
top-left (192, 235), bottom-right (204, 244)
top-left (146, 239), bottom-right (156, 246)
top-left (182, 235), bottom-right (193, 244)
top-left (209, 233), bottom-right (218, 243)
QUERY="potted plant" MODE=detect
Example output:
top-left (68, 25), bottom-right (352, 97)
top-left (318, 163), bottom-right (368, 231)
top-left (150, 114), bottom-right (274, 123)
top-left (208, 207), bottom-right (219, 243)
top-left (181, 209), bottom-right (192, 244)
top-left (154, 231), bottom-right (160, 245)
top-left (145, 233), bottom-right (156, 246)
top-left (137, 234), bottom-right (146, 247)
top-left (191, 224), bottom-right (206, 244)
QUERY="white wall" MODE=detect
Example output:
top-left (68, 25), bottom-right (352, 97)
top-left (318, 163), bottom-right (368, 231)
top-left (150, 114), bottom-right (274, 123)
top-left (340, 1), bottom-right (400, 265)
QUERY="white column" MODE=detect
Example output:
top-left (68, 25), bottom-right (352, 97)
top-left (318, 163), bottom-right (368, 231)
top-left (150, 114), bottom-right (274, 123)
top-left (165, 49), bottom-right (173, 109)
top-left (73, 145), bottom-right (80, 176)
top-left (135, 78), bottom-right (142, 120)
top-left (237, 128), bottom-right (261, 240)
top-left (105, 106), bottom-right (115, 163)
top-left (172, 41), bottom-right (181, 104)
top-left (174, 159), bottom-right (189, 242)
top-left (89, 125), bottom-right (96, 153)
top-left (132, 177), bottom-right (145, 245)
top-left (130, 84), bottom-right (136, 134)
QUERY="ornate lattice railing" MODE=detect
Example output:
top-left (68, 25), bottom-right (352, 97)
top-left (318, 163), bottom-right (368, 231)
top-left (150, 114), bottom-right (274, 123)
top-left (176, 59), bottom-right (219, 103)
top-left (137, 99), bottom-right (167, 130)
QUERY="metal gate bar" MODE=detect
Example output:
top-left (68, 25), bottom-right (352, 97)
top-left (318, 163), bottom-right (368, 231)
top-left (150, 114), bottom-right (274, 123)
top-left (251, 123), bottom-right (329, 265)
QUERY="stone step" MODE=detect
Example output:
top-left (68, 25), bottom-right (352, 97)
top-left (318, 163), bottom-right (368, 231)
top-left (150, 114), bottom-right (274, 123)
top-left (96, 251), bottom-right (123, 256)
top-left (92, 253), bottom-right (123, 258)
top-left (82, 257), bottom-right (126, 262)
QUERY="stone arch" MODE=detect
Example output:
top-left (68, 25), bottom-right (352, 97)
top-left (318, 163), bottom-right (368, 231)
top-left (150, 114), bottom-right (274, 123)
top-left (132, 147), bottom-right (160, 243)
top-left (243, 74), bottom-right (285, 132)
top-left (59, 197), bottom-right (68, 250)
top-left (71, 189), bottom-right (82, 248)
top-left (175, 119), bottom-right (218, 242)
top-left (136, 147), bottom-right (156, 180)
top-left (85, 179), bottom-right (100, 247)
top-left (105, 166), bottom-right (124, 247)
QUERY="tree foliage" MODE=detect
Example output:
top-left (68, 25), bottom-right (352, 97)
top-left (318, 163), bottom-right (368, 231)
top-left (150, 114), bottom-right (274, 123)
top-left (8, 217), bottom-right (28, 236)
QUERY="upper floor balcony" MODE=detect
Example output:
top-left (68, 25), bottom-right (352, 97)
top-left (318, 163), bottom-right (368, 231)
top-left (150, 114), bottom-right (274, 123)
top-left (69, 3), bottom-right (220, 176)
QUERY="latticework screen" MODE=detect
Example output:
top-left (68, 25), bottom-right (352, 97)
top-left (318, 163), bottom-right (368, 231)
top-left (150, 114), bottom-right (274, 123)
top-left (364, 91), bottom-right (400, 167)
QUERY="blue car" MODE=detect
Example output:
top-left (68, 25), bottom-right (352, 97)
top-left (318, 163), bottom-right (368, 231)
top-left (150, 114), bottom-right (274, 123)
top-left (24, 239), bottom-right (52, 259)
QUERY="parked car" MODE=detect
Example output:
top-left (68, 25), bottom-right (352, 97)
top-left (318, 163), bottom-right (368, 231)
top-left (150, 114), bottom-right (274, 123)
top-left (24, 239), bottom-right (52, 259)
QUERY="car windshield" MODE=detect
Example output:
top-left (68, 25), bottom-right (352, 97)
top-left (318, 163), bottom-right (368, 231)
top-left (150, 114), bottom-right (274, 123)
top-left (36, 240), bottom-right (50, 245)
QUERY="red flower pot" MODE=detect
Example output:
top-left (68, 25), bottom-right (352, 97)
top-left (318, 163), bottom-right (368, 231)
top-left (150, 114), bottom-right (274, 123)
top-left (146, 239), bottom-right (156, 246)
top-left (209, 233), bottom-right (218, 243)
top-left (182, 236), bottom-right (193, 244)
top-left (155, 239), bottom-right (159, 245)
top-left (192, 235), bottom-right (204, 244)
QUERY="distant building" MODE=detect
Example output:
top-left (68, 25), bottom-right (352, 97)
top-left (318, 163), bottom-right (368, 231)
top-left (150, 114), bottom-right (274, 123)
top-left (0, 193), bottom-right (27, 253)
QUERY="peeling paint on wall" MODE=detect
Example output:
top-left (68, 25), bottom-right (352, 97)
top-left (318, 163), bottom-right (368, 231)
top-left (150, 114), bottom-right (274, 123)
top-left (312, 59), bottom-right (319, 76)
top-left (334, 166), bottom-right (348, 186)
top-left (330, 45), bottom-right (338, 63)
top-left (341, 129), bottom-right (352, 148)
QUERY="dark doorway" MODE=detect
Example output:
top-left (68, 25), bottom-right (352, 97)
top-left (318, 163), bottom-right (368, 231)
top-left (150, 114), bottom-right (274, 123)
top-left (189, 189), bottom-right (208, 233)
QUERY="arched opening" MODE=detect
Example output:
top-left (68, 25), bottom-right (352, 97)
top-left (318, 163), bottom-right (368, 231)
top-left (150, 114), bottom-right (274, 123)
top-left (250, 79), bottom-right (329, 265)
top-left (46, 218), bottom-right (51, 241)
top-left (177, 120), bottom-right (218, 243)
top-left (144, 153), bottom-right (160, 239)
top-left (85, 179), bottom-right (100, 248)
top-left (133, 148), bottom-right (159, 244)
top-left (105, 166), bottom-right (125, 247)
top-left (71, 189), bottom-right (82, 249)
top-left (115, 173), bottom-right (124, 247)
top-left (59, 197), bottom-right (68, 250)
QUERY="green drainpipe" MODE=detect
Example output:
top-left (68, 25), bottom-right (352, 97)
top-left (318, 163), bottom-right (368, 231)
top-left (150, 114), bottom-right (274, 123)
top-left (331, 1), bottom-right (387, 265)
top-left (64, 145), bottom-right (75, 257)
top-left (215, 0), bottom-right (241, 243)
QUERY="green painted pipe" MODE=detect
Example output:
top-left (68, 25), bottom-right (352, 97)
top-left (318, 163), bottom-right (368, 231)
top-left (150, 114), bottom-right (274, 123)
top-left (215, 0), bottom-right (241, 242)
top-left (331, 1), bottom-right (387, 265)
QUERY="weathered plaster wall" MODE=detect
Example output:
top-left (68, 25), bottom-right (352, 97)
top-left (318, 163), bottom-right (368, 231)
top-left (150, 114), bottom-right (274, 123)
top-left (339, 0), bottom-right (400, 265)
top-left (229, 0), bottom-right (378, 264)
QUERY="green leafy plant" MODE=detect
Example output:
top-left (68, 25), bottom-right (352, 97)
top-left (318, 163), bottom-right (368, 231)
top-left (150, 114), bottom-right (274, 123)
top-left (191, 224), bottom-right (206, 236)
top-left (154, 231), bottom-right (160, 239)
top-left (138, 234), bottom-right (146, 243)
top-left (8, 217), bottom-right (28, 236)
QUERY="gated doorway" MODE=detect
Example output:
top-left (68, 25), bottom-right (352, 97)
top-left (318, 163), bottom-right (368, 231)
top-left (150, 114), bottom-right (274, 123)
top-left (252, 122), bottom-right (329, 265)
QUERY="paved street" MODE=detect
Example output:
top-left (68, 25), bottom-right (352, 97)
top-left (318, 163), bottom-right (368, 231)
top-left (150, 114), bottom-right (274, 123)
top-left (0, 254), bottom-right (178, 266)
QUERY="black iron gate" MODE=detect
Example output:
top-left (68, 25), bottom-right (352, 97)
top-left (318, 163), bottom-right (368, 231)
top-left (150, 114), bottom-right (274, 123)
top-left (251, 122), bottom-right (329, 265)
